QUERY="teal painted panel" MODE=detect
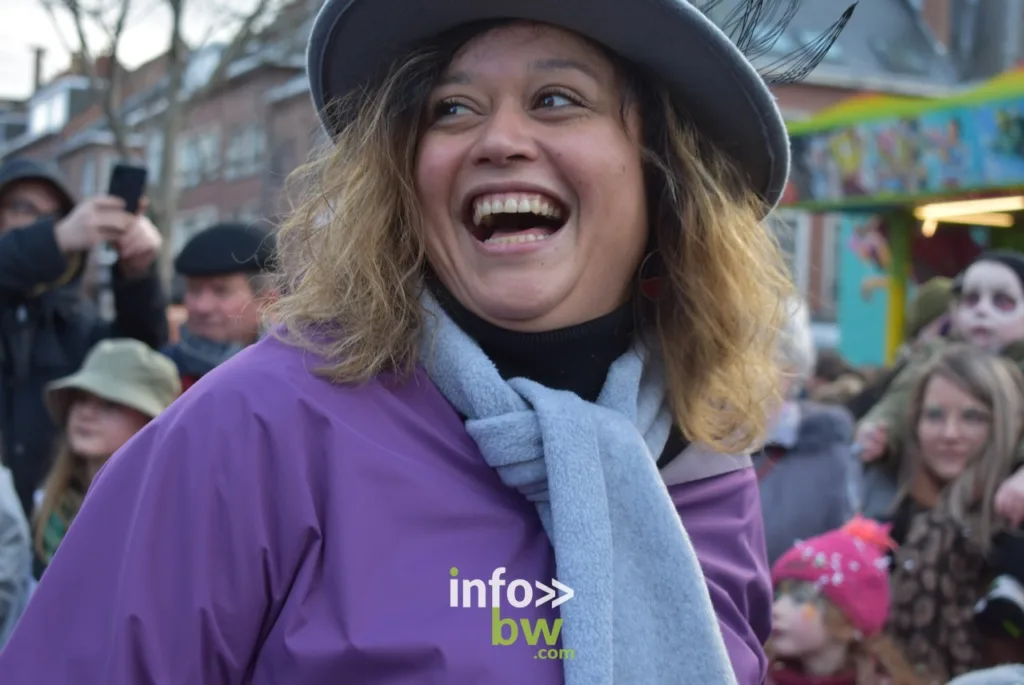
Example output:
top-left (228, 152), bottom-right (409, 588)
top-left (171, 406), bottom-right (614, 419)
top-left (837, 214), bottom-right (889, 367)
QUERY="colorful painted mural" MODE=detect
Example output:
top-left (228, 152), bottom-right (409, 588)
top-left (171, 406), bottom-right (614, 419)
top-left (784, 69), bottom-right (1024, 209)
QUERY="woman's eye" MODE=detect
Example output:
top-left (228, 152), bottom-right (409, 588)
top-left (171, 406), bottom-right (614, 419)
top-left (536, 91), bottom-right (581, 109)
top-left (963, 410), bottom-right (990, 424)
top-left (432, 100), bottom-right (472, 119)
top-left (963, 292), bottom-right (981, 307)
top-left (923, 407), bottom-right (945, 422)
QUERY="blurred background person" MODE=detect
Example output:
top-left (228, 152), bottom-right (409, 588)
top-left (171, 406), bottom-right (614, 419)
top-left (807, 348), bottom-right (866, 406)
top-left (879, 345), bottom-right (1024, 679)
top-left (32, 338), bottom-right (179, 577)
top-left (767, 517), bottom-right (921, 685)
top-left (160, 222), bottom-right (276, 391)
top-left (0, 157), bottom-right (168, 517)
top-left (0, 455), bottom-right (31, 651)
top-left (756, 297), bottom-right (857, 565)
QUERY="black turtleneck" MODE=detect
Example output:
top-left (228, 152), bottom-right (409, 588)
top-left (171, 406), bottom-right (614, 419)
top-left (429, 282), bottom-right (688, 466)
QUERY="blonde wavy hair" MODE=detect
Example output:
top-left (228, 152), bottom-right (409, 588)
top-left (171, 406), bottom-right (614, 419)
top-left (900, 344), bottom-right (1024, 553)
top-left (270, 21), bottom-right (794, 452)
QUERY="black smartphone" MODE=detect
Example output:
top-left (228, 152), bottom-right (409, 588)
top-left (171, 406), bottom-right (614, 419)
top-left (107, 163), bottom-right (148, 214)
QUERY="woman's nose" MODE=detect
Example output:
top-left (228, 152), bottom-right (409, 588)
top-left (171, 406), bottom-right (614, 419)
top-left (470, 101), bottom-right (539, 167)
top-left (940, 417), bottom-right (963, 440)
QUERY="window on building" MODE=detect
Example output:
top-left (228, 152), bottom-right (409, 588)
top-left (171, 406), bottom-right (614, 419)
top-left (176, 128), bottom-right (221, 189)
top-left (195, 129), bottom-right (221, 181)
top-left (798, 30), bottom-right (845, 62)
top-left (753, 27), bottom-right (797, 55)
top-left (80, 157), bottom-right (97, 197)
top-left (228, 202), bottom-right (263, 225)
top-left (27, 92), bottom-right (69, 136)
top-left (815, 215), bottom-right (840, 323)
top-left (767, 209), bottom-right (811, 295)
top-left (224, 124), bottom-right (266, 180)
top-left (146, 131), bottom-right (164, 185)
top-left (171, 206), bottom-right (219, 255)
top-left (98, 154), bottom-right (119, 192)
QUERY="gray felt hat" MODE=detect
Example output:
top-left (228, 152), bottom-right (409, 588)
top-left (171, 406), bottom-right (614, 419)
top-left (306, 0), bottom-right (854, 214)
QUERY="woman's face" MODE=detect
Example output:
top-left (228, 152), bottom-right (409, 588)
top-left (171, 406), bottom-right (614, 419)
top-left (915, 374), bottom-right (991, 484)
top-left (416, 22), bottom-right (648, 331)
top-left (952, 261), bottom-right (1024, 352)
top-left (66, 391), bottom-right (149, 460)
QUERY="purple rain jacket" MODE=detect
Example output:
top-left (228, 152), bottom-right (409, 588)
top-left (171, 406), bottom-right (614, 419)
top-left (0, 333), bottom-right (772, 683)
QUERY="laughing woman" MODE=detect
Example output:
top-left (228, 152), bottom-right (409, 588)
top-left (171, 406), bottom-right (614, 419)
top-left (0, 1), bottom-right (853, 683)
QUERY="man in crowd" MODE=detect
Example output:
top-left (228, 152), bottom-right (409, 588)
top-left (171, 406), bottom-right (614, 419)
top-left (0, 157), bottom-right (167, 516)
top-left (162, 222), bottom-right (275, 391)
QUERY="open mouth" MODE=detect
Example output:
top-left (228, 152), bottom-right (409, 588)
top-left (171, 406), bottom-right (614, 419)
top-left (465, 192), bottom-right (568, 245)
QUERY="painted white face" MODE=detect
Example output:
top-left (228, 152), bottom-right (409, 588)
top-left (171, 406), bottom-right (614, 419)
top-left (952, 261), bottom-right (1024, 352)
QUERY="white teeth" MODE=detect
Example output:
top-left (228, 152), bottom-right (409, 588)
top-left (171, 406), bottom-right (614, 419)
top-left (470, 192), bottom-right (565, 227)
top-left (484, 232), bottom-right (552, 245)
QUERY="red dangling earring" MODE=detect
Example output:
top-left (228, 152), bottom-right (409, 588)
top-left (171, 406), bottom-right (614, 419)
top-left (639, 252), bottom-right (663, 301)
top-left (640, 277), bottom-right (664, 300)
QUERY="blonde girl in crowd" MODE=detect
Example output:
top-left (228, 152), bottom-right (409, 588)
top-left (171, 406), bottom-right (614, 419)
top-left (33, 339), bottom-right (179, 575)
top-left (883, 345), bottom-right (1024, 679)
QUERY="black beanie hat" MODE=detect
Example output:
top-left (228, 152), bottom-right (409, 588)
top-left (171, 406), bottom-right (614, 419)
top-left (955, 250), bottom-right (1024, 295)
top-left (174, 222), bottom-right (276, 277)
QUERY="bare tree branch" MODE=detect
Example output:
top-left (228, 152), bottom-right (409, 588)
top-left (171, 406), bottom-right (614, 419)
top-left (183, 0), bottom-right (273, 104)
top-left (38, 0), bottom-right (134, 158)
top-left (38, 0), bottom-right (78, 57)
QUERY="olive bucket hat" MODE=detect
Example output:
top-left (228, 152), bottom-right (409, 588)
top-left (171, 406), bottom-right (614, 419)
top-left (45, 339), bottom-right (182, 426)
top-left (306, 0), bottom-right (856, 214)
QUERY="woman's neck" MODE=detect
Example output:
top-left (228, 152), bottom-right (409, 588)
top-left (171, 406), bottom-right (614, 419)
top-left (910, 464), bottom-right (944, 508)
top-left (428, 280), bottom-right (636, 402)
top-left (80, 459), bottom-right (106, 490)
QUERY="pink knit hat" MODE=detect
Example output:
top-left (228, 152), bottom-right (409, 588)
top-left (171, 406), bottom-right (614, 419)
top-left (771, 516), bottom-right (897, 637)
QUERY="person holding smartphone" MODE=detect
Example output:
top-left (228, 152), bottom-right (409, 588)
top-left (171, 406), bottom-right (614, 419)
top-left (0, 156), bottom-right (168, 517)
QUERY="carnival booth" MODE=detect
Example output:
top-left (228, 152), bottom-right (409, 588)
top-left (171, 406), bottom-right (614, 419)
top-left (782, 67), bottom-right (1024, 365)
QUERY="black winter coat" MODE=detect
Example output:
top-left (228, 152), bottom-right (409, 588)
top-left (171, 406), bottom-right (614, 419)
top-left (0, 217), bottom-right (168, 516)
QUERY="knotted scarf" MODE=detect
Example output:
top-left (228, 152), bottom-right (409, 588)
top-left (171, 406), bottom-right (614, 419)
top-left (418, 292), bottom-right (736, 685)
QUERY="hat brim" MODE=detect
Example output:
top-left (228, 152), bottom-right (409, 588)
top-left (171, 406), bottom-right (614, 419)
top-left (306, 0), bottom-right (789, 213)
top-left (45, 372), bottom-right (165, 426)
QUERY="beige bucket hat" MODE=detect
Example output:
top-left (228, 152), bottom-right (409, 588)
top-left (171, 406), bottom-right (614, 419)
top-left (45, 338), bottom-right (181, 425)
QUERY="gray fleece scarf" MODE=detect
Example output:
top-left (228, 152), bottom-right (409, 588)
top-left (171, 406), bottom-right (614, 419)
top-left (417, 292), bottom-right (736, 685)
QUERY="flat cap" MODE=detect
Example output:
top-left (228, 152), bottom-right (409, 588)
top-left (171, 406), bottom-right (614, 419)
top-left (174, 222), bottom-right (276, 277)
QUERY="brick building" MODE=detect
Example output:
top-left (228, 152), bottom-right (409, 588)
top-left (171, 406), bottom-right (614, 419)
top-left (1, 0), bottom-right (1021, 324)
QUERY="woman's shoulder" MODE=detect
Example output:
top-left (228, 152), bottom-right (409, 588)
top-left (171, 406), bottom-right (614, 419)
top-left (160, 333), bottom-right (451, 445)
top-left (188, 333), bottom-right (423, 403)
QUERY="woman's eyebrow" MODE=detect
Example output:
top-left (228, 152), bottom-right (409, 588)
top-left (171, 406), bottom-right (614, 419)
top-left (530, 58), bottom-right (600, 81)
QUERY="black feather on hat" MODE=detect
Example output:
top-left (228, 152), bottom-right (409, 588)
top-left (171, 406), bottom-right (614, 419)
top-left (174, 222), bottom-right (277, 277)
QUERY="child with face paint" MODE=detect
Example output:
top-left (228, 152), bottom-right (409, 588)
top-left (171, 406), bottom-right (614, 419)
top-left (767, 516), bottom-right (923, 685)
top-left (856, 250), bottom-right (1024, 528)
